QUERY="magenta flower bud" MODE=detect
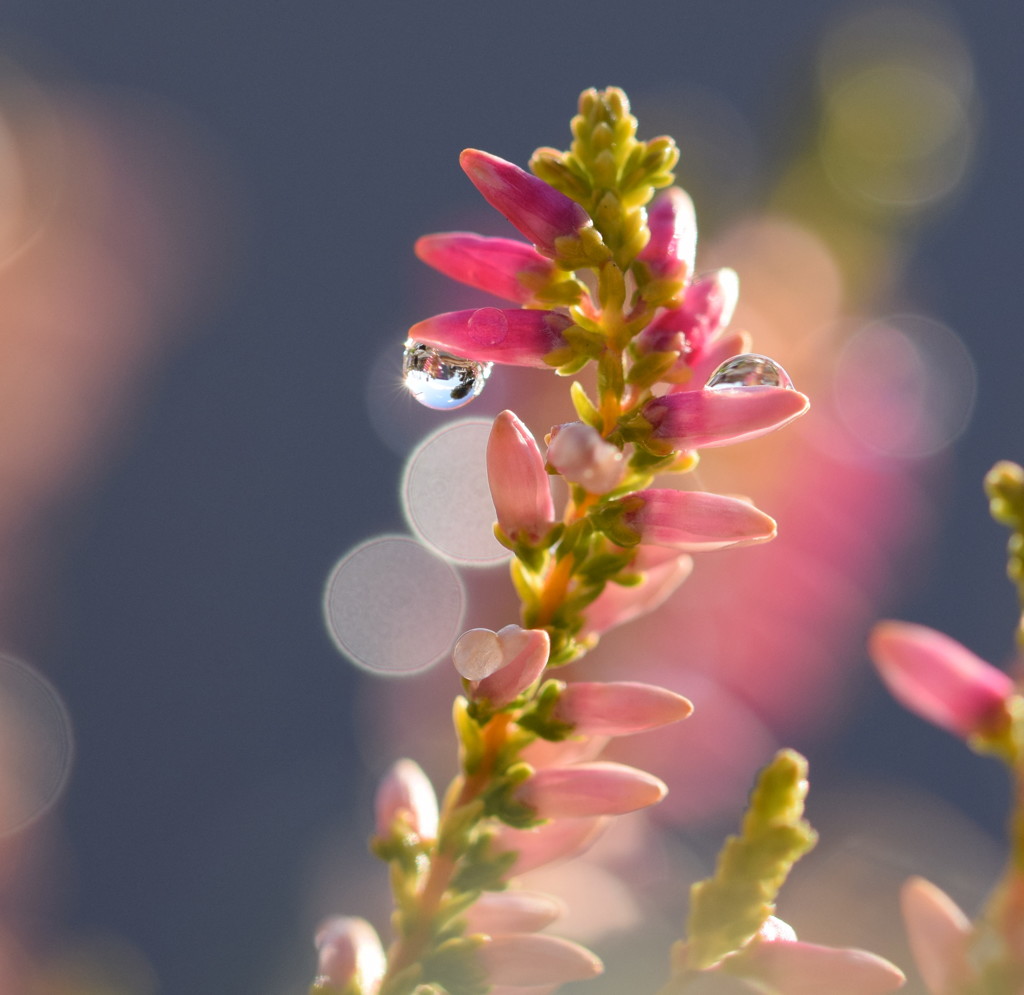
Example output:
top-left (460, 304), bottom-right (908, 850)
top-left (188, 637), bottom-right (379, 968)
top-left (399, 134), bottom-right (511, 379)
top-left (685, 329), bottom-right (752, 388)
top-left (546, 422), bottom-right (625, 494)
top-left (460, 148), bottom-right (592, 256)
top-left (487, 411), bottom-right (555, 542)
top-left (636, 269), bottom-right (739, 361)
top-left (314, 916), bottom-right (386, 993)
top-left (869, 621), bottom-right (1014, 739)
top-left (553, 681), bottom-right (693, 736)
top-left (458, 624), bottom-right (550, 706)
top-left (414, 232), bottom-right (557, 304)
top-left (901, 877), bottom-right (973, 995)
top-left (374, 758), bottom-right (439, 840)
top-left (408, 307), bottom-right (572, 368)
top-left (464, 889), bottom-right (565, 935)
top-left (637, 187), bottom-right (697, 282)
top-left (495, 816), bottom-right (607, 874)
top-left (515, 761), bottom-right (667, 818)
top-left (721, 918), bottom-right (906, 994)
top-left (643, 386), bottom-right (810, 449)
top-left (479, 933), bottom-right (603, 987)
top-left (582, 553), bottom-right (694, 636)
top-left (617, 489), bottom-right (777, 552)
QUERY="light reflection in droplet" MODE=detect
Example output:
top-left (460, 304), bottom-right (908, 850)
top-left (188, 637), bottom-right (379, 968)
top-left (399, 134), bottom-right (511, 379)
top-left (705, 353), bottom-right (794, 390)
top-left (0, 655), bottom-right (73, 836)
top-left (323, 535), bottom-right (465, 675)
top-left (833, 314), bottom-right (975, 458)
top-left (402, 340), bottom-right (491, 411)
top-left (401, 419), bottom-right (509, 566)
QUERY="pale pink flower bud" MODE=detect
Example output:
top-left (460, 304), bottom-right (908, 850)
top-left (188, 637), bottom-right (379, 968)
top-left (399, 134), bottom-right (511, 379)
top-left (616, 488), bottom-right (777, 552)
top-left (487, 411), bottom-right (555, 542)
top-left (721, 917), bottom-right (906, 994)
top-left (464, 889), bottom-right (565, 934)
top-left (414, 232), bottom-right (557, 304)
top-left (408, 307), bottom-right (572, 368)
top-left (869, 621), bottom-right (1014, 738)
top-left (582, 553), bottom-right (694, 636)
top-left (546, 422), bottom-right (625, 494)
top-left (516, 761), bottom-right (667, 818)
top-left (488, 986), bottom-right (557, 995)
top-left (520, 732), bottom-right (609, 768)
top-left (460, 148), bottom-right (592, 256)
top-left (461, 625), bottom-right (550, 706)
top-left (900, 877), bottom-right (973, 995)
top-left (374, 758), bottom-right (438, 840)
top-left (637, 187), bottom-right (697, 282)
top-left (494, 816), bottom-right (608, 874)
top-left (314, 916), bottom-right (386, 993)
top-left (478, 933), bottom-right (603, 986)
top-left (553, 681), bottom-right (693, 736)
top-left (643, 386), bottom-right (810, 449)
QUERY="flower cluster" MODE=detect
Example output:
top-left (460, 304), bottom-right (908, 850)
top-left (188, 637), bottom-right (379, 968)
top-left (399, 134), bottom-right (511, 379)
top-left (314, 88), bottom-right (906, 995)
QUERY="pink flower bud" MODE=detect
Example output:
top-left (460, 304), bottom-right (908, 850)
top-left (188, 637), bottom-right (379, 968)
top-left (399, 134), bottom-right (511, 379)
top-left (460, 625), bottom-right (550, 706)
top-left (901, 877), bottom-right (973, 995)
top-left (494, 816), bottom-right (608, 875)
top-left (374, 758), bottom-right (438, 840)
top-left (869, 621), bottom-right (1014, 738)
top-left (582, 553), bottom-right (694, 637)
top-left (720, 917), bottom-right (906, 994)
top-left (546, 422), bottom-right (625, 494)
top-left (464, 889), bottom-right (565, 934)
top-left (408, 307), bottom-right (572, 368)
top-left (478, 933), bottom-right (603, 986)
top-left (553, 681), bottom-right (693, 736)
top-left (684, 329), bottom-right (751, 387)
top-left (516, 761), bottom-right (667, 818)
top-left (487, 411), bottom-right (555, 542)
top-left (643, 386), bottom-right (810, 449)
top-left (460, 148), bottom-right (592, 257)
top-left (314, 916), bottom-right (386, 993)
top-left (414, 232), bottom-right (557, 304)
top-left (638, 187), bottom-right (697, 282)
top-left (617, 489), bottom-right (777, 552)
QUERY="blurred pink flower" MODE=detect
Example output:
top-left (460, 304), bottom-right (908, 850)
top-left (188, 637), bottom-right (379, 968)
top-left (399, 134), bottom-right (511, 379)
top-left (478, 933), bottom-right (602, 986)
top-left (552, 681), bottom-right (693, 736)
top-left (516, 761), bottom-right (667, 818)
top-left (373, 758), bottom-right (438, 841)
top-left (900, 876), bottom-right (974, 995)
top-left (314, 916), bottom-right (386, 994)
top-left (463, 889), bottom-right (564, 935)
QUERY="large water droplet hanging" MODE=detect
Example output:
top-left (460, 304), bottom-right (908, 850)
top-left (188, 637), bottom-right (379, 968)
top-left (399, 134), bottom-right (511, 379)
top-left (706, 353), bottom-right (794, 390)
top-left (402, 340), bottom-right (492, 411)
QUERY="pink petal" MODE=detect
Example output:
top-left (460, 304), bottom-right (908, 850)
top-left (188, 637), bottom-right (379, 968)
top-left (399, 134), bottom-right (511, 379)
top-left (684, 328), bottom-right (751, 388)
top-left (516, 761), bottom-right (667, 818)
top-left (869, 621), bottom-right (1014, 738)
top-left (638, 187), bottom-right (697, 282)
top-left (621, 488), bottom-right (777, 551)
top-left (470, 625), bottom-right (550, 707)
top-left (554, 681), bottom-right (693, 736)
top-left (486, 411), bottom-right (555, 542)
top-left (414, 232), bottom-right (556, 304)
top-left (478, 933), bottom-right (603, 986)
top-left (314, 916), bottom-right (386, 992)
top-left (464, 889), bottom-right (565, 934)
top-left (460, 148), bottom-right (592, 256)
top-left (582, 553), bottom-right (694, 636)
top-left (901, 877), bottom-right (973, 995)
top-left (724, 936), bottom-right (906, 994)
top-left (409, 307), bottom-right (572, 368)
top-left (494, 817), bottom-right (608, 875)
top-left (643, 386), bottom-right (810, 449)
top-left (374, 758), bottom-right (439, 840)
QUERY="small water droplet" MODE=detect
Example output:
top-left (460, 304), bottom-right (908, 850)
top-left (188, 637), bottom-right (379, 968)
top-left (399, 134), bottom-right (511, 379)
top-left (402, 340), bottom-right (492, 411)
top-left (706, 353), bottom-right (794, 390)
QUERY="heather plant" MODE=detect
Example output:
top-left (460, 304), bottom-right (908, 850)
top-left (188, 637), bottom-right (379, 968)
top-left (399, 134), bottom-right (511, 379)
top-left (312, 88), bottom-right (908, 995)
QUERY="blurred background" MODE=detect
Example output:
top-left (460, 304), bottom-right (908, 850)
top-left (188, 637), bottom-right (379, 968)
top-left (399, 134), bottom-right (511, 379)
top-left (0, 0), bottom-right (1018, 992)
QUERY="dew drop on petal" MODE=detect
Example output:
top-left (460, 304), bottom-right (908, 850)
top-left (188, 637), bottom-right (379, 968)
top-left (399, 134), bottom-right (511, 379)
top-left (402, 419), bottom-right (509, 566)
top-left (402, 340), bottom-right (492, 411)
top-left (453, 628), bottom-right (504, 680)
top-left (467, 307), bottom-right (509, 347)
top-left (0, 655), bottom-right (74, 837)
top-left (705, 353), bottom-right (794, 390)
top-left (323, 536), bottom-right (465, 676)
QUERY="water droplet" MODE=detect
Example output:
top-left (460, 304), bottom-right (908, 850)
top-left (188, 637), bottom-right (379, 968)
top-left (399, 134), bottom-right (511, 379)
top-left (706, 353), bottom-right (794, 390)
top-left (402, 340), bottom-right (492, 411)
